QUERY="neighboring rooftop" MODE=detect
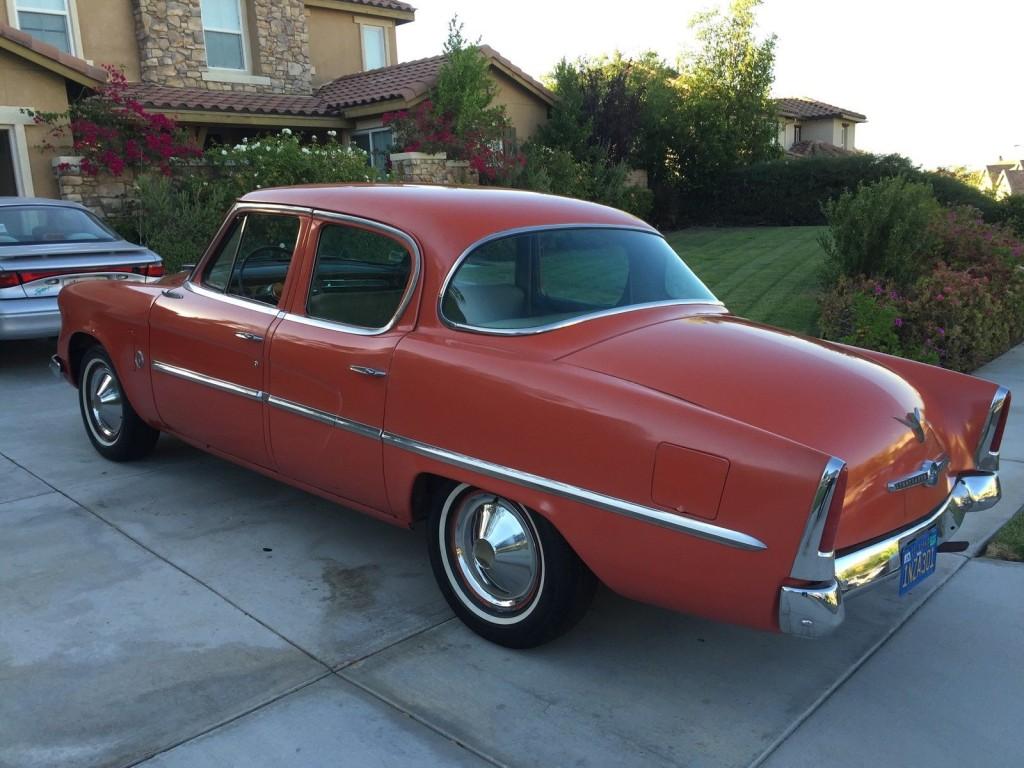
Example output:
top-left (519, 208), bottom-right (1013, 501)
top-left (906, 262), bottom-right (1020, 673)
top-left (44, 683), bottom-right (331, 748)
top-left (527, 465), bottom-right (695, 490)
top-left (774, 97), bottom-right (867, 122)
top-left (785, 140), bottom-right (859, 159)
top-left (1002, 169), bottom-right (1024, 196)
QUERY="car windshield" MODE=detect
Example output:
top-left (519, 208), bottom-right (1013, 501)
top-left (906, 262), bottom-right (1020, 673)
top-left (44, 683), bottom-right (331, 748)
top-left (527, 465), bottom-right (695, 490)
top-left (440, 227), bottom-right (718, 331)
top-left (0, 205), bottom-right (118, 246)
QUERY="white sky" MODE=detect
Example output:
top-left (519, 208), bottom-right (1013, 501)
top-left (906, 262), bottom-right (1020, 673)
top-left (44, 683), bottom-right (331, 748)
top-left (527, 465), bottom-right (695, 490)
top-left (397, 0), bottom-right (1024, 170)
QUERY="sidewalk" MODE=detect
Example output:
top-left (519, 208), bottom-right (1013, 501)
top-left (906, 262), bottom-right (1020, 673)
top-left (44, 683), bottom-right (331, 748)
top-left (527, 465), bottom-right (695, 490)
top-left (755, 346), bottom-right (1024, 768)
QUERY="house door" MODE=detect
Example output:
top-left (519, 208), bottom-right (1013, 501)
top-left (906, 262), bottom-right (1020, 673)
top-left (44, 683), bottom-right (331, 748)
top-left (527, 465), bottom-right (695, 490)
top-left (0, 129), bottom-right (19, 196)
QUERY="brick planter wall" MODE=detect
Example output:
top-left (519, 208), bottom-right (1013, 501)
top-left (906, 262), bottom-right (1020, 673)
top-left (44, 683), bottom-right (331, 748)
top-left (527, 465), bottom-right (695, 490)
top-left (389, 152), bottom-right (479, 186)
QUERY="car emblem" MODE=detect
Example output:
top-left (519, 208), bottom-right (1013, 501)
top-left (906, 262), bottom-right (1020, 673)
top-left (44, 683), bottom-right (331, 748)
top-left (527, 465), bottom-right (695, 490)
top-left (894, 408), bottom-right (926, 443)
top-left (887, 456), bottom-right (949, 493)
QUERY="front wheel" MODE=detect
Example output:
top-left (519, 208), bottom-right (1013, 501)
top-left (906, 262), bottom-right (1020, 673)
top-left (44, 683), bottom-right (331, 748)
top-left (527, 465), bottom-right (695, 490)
top-left (428, 483), bottom-right (596, 648)
top-left (78, 346), bottom-right (159, 461)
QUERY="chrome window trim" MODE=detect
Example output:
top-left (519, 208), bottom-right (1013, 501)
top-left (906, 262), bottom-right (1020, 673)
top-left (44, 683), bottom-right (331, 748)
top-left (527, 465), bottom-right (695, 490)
top-left (151, 360), bottom-right (263, 401)
top-left (281, 210), bottom-right (422, 337)
top-left (788, 456), bottom-right (845, 582)
top-left (146, 358), bottom-right (766, 551)
top-left (437, 223), bottom-right (725, 337)
top-left (183, 279), bottom-right (283, 317)
top-left (380, 432), bottom-right (767, 551)
top-left (266, 394), bottom-right (383, 441)
top-left (975, 385), bottom-right (1010, 471)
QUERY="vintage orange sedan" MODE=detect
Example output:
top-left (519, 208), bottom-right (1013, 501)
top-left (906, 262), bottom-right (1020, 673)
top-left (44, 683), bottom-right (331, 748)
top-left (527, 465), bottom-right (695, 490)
top-left (52, 185), bottom-right (1009, 648)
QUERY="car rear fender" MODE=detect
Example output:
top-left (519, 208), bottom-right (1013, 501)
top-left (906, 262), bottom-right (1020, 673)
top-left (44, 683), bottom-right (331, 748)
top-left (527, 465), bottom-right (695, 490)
top-left (382, 330), bottom-right (838, 632)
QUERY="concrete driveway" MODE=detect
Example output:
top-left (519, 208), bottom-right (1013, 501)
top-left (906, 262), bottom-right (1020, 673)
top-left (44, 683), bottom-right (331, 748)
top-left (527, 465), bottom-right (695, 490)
top-left (2, 337), bottom-right (1023, 768)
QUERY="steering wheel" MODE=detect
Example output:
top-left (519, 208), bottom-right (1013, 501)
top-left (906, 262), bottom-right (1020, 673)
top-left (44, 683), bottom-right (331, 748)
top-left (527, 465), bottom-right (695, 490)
top-left (232, 245), bottom-right (293, 300)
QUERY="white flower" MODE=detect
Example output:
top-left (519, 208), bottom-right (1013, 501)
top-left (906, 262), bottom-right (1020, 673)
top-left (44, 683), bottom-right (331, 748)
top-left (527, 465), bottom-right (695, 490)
top-left (301, 147), bottom-right (310, 154)
top-left (221, 149), bottom-right (227, 155)
top-left (327, 130), bottom-right (337, 137)
top-left (311, 134), bottom-right (317, 141)
top-left (281, 128), bottom-right (292, 136)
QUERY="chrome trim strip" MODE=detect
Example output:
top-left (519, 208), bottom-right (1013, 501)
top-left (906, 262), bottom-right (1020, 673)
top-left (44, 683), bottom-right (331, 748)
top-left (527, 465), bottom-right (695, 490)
top-left (380, 432), bottom-right (767, 551)
top-left (437, 223), bottom-right (725, 337)
top-left (789, 457), bottom-right (845, 582)
top-left (146, 358), bottom-right (766, 551)
top-left (976, 386), bottom-right (1010, 471)
top-left (151, 361), bottom-right (264, 401)
top-left (266, 394), bottom-right (383, 441)
top-left (183, 279), bottom-right (284, 317)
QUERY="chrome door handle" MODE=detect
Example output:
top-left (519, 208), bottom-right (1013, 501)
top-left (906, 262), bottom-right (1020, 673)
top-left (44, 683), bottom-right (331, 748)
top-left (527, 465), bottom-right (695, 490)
top-left (350, 365), bottom-right (386, 378)
top-left (234, 332), bottom-right (264, 342)
top-left (161, 289), bottom-right (183, 299)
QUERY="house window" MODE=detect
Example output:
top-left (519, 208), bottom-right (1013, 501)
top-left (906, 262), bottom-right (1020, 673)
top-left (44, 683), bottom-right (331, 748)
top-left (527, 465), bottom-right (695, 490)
top-left (793, 124), bottom-right (802, 144)
top-left (352, 128), bottom-right (394, 173)
top-left (14, 0), bottom-right (74, 53)
top-left (361, 25), bottom-right (387, 70)
top-left (200, 0), bottom-right (247, 71)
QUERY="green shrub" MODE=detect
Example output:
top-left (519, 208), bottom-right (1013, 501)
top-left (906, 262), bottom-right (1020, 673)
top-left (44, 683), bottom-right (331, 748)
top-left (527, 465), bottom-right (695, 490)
top-left (513, 143), bottom-right (653, 220)
top-left (111, 130), bottom-right (376, 271)
top-left (997, 195), bottom-right (1024, 239)
top-left (684, 153), bottom-right (1000, 226)
top-left (819, 176), bottom-right (940, 287)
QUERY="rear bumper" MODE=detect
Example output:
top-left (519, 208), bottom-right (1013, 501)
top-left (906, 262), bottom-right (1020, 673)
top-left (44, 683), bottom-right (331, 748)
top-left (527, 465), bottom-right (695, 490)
top-left (779, 471), bottom-right (1000, 638)
top-left (0, 297), bottom-right (60, 340)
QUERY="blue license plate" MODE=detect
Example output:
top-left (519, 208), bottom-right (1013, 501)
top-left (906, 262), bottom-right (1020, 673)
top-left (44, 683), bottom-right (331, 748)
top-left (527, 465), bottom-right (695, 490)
top-left (899, 527), bottom-right (938, 595)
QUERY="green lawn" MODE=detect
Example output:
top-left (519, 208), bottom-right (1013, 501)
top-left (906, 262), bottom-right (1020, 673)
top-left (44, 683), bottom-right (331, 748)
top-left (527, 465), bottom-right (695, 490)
top-left (986, 509), bottom-right (1024, 562)
top-left (664, 226), bottom-right (827, 336)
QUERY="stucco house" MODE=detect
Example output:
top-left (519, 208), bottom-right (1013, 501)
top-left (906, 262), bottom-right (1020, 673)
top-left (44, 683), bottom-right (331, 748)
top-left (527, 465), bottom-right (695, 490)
top-left (0, 0), bottom-right (554, 197)
top-left (774, 97), bottom-right (866, 156)
top-left (979, 160), bottom-right (1024, 198)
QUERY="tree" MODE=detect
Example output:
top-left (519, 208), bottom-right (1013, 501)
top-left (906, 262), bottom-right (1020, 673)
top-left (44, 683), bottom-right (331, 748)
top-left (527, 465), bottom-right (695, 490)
top-left (676, 0), bottom-right (779, 192)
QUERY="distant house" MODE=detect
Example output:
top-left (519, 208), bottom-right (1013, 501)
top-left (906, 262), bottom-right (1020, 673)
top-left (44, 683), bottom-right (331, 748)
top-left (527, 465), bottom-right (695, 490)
top-left (773, 97), bottom-right (867, 157)
top-left (0, 1), bottom-right (553, 196)
top-left (980, 160), bottom-right (1024, 198)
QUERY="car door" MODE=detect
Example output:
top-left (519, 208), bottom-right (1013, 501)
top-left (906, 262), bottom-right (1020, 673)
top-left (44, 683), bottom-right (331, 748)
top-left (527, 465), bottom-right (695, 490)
top-left (149, 209), bottom-right (306, 468)
top-left (265, 214), bottom-right (420, 513)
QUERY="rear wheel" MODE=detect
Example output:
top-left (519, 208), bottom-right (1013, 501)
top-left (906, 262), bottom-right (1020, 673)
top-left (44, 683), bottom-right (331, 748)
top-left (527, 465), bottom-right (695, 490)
top-left (78, 346), bottom-right (159, 461)
top-left (428, 482), bottom-right (596, 648)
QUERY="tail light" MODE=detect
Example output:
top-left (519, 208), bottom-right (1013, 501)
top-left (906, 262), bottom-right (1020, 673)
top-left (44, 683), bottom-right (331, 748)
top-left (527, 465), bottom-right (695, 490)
top-left (0, 263), bottom-right (162, 286)
top-left (977, 387), bottom-right (1011, 471)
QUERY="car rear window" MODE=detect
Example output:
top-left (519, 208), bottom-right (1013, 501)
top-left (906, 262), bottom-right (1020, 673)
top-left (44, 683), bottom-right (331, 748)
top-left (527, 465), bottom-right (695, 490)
top-left (440, 227), bottom-right (718, 332)
top-left (0, 205), bottom-right (117, 246)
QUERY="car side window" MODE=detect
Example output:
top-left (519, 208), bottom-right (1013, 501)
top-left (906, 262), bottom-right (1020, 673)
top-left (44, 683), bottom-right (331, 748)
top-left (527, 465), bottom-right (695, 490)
top-left (306, 223), bottom-right (412, 329)
top-left (201, 213), bottom-right (301, 307)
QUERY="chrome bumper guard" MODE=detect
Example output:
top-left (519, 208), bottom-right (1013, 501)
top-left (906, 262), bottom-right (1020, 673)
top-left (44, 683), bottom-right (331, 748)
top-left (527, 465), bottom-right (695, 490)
top-left (49, 354), bottom-right (65, 380)
top-left (779, 471), bottom-right (1000, 639)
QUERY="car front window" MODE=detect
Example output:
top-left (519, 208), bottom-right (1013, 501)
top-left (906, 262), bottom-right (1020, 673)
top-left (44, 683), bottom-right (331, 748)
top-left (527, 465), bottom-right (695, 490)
top-left (0, 206), bottom-right (118, 245)
top-left (440, 227), bottom-right (718, 331)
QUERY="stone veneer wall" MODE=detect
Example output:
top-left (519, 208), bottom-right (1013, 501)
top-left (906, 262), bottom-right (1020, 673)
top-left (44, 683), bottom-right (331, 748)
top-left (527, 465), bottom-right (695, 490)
top-left (389, 153), bottom-right (480, 186)
top-left (53, 158), bottom-right (138, 218)
top-left (132, 0), bottom-right (312, 93)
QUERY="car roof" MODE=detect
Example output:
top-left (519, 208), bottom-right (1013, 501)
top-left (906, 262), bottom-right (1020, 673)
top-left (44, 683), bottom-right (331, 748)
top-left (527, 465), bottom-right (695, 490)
top-left (239, 184), bottom-right (656, 273)
top-left (0, 197), bottom-right (88, 210)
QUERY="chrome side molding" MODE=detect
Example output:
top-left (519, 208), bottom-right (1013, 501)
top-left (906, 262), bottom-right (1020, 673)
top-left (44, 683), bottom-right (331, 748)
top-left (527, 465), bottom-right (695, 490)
top-left (151, 361), bottom-right (263, 402)
top-left (381, 433), bottom-right (768, 551)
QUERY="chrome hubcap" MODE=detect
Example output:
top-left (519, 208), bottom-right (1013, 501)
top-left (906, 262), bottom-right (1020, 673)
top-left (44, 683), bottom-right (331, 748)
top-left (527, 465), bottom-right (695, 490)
top-left (86, 361), bottom-right (123, 443)
top-left (451, 491), bottom-right (540, 612)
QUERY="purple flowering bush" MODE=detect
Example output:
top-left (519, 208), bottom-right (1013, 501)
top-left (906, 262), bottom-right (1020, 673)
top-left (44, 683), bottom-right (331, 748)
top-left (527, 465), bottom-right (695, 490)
top-left (819, 185), bottom-right (1024, 372)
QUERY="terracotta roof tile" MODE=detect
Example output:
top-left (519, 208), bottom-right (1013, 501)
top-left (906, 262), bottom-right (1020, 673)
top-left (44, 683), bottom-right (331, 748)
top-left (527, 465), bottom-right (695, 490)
top-left (122, 83), bottom-right (333, 117)
top-left (317, 45), bottom-right (553, 110)
top-left (0, 21), bottom-right (107, 83)
top-left (347, 0), bottom-right (415, 12)
top-left (775, 97), bottom-right (866, 122)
